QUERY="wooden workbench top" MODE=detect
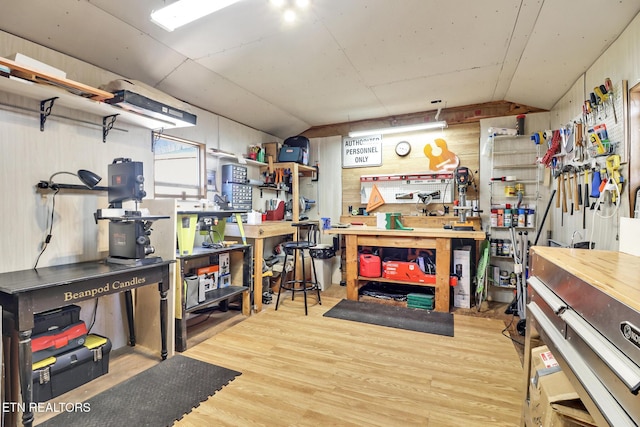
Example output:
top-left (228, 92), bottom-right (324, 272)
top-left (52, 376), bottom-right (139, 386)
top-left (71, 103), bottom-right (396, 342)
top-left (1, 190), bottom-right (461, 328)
top-left (326, 225), bottom-right (486, 240)
top-left (225, 221), bottom-right (296, 239)
top-left (338, 215), bottom-right (482, 230)
top-left (531, 246), bottom-right (640, 312)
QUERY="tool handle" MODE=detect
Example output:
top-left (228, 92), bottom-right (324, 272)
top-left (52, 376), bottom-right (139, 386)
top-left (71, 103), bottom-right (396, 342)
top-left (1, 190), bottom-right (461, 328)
top-left (556, 174), bottom-right (562, 208)
top-left (562, 174), bottom-right (568, 213)
top-left (573, 171), bottom-right (580, 211)
top-left (575, 122), bottom-right (583, 146)
top-left (605, 78), bottom-right (613, 93)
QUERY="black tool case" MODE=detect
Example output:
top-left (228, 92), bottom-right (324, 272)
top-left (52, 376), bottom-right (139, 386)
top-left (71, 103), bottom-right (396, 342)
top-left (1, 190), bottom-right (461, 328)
top-left (32, 334), bottom-right (112, 402)
top-left (278, 135), bottom-right (310, 165)
top-left (33, 305), bottom-right (81, 335)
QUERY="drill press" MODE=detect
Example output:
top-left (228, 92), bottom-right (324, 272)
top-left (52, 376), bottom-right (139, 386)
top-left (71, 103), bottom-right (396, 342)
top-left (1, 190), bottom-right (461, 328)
top-left (446, 166), bottom-right (475, 231)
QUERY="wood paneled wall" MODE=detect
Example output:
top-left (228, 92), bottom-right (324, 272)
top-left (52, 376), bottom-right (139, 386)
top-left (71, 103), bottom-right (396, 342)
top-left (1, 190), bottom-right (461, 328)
top-left (341, 122), bottom-right (480, 216)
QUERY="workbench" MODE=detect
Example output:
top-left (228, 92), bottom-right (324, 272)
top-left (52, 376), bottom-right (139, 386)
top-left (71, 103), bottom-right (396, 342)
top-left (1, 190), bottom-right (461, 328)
top-left (0, 260), bottom-right (172, 427)
top-left (326, 226), bottom-right (486, 312)
top-left (225, 221), bottom-right (296, 312)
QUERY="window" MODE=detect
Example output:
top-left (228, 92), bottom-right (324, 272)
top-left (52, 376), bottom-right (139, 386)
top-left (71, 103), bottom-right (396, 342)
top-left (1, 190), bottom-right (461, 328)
top-left (153, 132), bottom-right (205, 198)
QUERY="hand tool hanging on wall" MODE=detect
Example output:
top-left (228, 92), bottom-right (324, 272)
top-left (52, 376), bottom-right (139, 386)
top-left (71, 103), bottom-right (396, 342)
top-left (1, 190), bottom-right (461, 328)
top-left (594, 86), bottom-right (608, 118)
top-left (573, 168), bottom-right (580, 212)
top-left (534, 189), bottom-right (556, 245)
top-left (590, 92), bottom-right (600, 120)
top-left (541, 130), bottom-right (561, 167)
top-left (590, 169), bottom-right (601, 209)
top-left (606, 154), bottom-right (623, 202)
top-left (605, 78), bottom-right (618, 123)
top-left (562, 125), bottom-right (574, 162)
top-left (566, 169), bottom-right (573, 215)
top-left (556, 169), bottom-right (562, 209)
top-left (577, 168), bottom-right (583, 208)
top-left (562, 171), bottom-right (568, 214)
top-left (575, 121), bottom-right (584, 162)
top-left (583, 169), bottom-right (589, 226)
top-left (583, 101), bottom-right (592, 126)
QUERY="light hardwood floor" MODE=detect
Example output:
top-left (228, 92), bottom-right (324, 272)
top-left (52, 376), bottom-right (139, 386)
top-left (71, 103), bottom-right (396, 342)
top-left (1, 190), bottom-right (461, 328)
top-left (176, 290), bottom-right (524, 426)
top-left (30, 286), bottom-right (524, 426)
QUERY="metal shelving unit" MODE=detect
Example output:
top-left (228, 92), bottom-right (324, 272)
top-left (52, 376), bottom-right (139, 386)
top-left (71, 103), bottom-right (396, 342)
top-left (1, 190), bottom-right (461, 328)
top-left (488, 134), bottom-right (541, 288)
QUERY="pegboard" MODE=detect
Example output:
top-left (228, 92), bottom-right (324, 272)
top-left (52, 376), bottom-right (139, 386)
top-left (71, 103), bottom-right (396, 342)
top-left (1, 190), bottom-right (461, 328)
top-left (360, 172), bottom-right (454, 205)
top-left (556, 80), bottom-right (627, 169)
top-left (585, 79), bottom-right (627, 163)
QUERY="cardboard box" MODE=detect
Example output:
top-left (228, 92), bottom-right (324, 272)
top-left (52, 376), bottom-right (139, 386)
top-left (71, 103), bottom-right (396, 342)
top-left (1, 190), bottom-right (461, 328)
top-left (197, 265), bottom-right (219, 300)
top-left (528, 346), bottom-right (595, 427)
top-left (262, 142), bottom-right (280, 163)
top-left (218, 252), bottom-right (231, 288)
top-left (453, 247), bottom-right (471, 308)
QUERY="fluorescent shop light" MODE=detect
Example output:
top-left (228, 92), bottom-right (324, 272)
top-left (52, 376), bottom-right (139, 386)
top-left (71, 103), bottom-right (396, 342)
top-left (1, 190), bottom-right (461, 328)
top-left (151, 0), bottom-right (243, 32)
top-left (348, 121), bottom-right (448, 138)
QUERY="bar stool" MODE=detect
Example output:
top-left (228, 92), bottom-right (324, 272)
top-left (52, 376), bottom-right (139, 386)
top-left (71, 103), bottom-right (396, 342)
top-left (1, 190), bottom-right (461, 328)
top-left (275, 221), bottom-right (322, 315)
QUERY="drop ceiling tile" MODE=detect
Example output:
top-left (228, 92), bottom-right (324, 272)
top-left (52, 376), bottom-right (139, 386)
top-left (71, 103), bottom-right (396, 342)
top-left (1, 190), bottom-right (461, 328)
top-left (372, 65), bottom-right (503, 116)
top-left (0, 0), bottom-right (186, 86)
top-left (157, 60), bottom-right (310, 137)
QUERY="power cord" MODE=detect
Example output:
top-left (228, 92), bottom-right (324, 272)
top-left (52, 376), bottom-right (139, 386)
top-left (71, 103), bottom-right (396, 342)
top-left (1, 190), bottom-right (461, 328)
top-left (589, 177), bottom-right (621, 247)
top-left (502, 312), bottom-right (525, 346)
top-left (87, 298), bottom-right (99, 333)
top-left (33, 188), bottom-right (60, 269)
top-left (202, 229), bottom-right (225, 249)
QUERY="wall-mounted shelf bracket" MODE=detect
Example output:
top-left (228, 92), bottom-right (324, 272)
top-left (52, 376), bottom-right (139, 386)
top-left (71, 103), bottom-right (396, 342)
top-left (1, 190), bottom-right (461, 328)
top-left (40, 97), bottom-right (58, 131)
top-left (102, 114), bottom-right (119, 143)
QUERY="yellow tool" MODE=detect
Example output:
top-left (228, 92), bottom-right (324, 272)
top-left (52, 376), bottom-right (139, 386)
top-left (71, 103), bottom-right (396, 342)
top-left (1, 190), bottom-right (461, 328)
top-left (588, 128), bottom-right (606, 155)
top-left (606, 154), bottom-right (622, 202)
top-left (594, 86), bottom-right (608, 102)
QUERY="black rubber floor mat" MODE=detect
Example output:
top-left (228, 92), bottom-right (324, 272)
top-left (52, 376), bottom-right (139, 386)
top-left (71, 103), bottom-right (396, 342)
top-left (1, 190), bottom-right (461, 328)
top-left (323, 299), bottom-right (454, 337)
top-left (39, 354), bottom-right (241, 427)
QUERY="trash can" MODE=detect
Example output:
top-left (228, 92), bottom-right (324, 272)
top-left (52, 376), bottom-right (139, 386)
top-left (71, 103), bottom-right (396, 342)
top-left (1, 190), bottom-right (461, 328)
top-left (309, 245), bottom-right (335, 291)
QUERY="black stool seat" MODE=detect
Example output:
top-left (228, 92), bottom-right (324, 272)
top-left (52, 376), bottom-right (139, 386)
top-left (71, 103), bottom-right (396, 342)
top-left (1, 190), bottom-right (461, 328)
top-left (275, 221), bottom-right (322, 315)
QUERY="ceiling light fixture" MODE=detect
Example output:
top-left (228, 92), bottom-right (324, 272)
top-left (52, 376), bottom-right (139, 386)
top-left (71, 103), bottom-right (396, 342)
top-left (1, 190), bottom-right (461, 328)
top-left (283, 9), bottom-right (297, 22)
top-left (348, 121), bottom-right (448, 138)
top-left (150, 0), bottom-right (243, 32)
top-left (270, 0), bottom-right (310, 23)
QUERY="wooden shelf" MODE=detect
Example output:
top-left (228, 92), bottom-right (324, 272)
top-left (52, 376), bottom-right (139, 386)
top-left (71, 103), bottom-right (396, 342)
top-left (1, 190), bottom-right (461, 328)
top-left (0, 72), bottom-right (193, 138)
top-left (357, 276), bottom-right (434, 288)
top-left (175, 244), bottom-right (252, 352)
top-left (490, 226), bottom-right (535, 230)
top-left (493, 164), bottom-right (538, 170)
top-left (183, 286), bottom-right (249, 314)
top-left (207, 149), bottom-right (268, 167)
top-left (261, 162), bottom-right (317, 176)
top-left (491, 180), bottom-right (539, 185)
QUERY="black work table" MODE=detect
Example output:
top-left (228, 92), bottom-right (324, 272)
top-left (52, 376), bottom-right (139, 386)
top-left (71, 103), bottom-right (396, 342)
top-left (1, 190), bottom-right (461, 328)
top-left (0, 259), bottom-right (173, 427)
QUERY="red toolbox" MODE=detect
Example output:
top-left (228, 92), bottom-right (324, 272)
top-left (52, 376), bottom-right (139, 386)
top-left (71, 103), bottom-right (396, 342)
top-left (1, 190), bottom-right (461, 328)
top-left (32, 321), bottom-right (88, 363)
top-left (382, 261), bottom-right (458, 286)
top-left (359, 254), bottom-right (381, 277)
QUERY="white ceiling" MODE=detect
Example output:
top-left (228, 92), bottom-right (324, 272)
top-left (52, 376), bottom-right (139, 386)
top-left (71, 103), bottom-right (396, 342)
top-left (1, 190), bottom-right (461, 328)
top-left (1, 0), bottom-right (639, 138)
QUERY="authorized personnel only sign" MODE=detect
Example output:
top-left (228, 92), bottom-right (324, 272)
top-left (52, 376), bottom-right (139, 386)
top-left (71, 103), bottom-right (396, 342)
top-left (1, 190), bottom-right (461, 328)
top-left (342, 135), bottom-right (382, 168)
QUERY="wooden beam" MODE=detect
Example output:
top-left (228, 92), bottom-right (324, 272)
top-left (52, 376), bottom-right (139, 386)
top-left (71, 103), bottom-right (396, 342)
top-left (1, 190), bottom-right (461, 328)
top-left (301, 101), bottom-right (546, 139)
